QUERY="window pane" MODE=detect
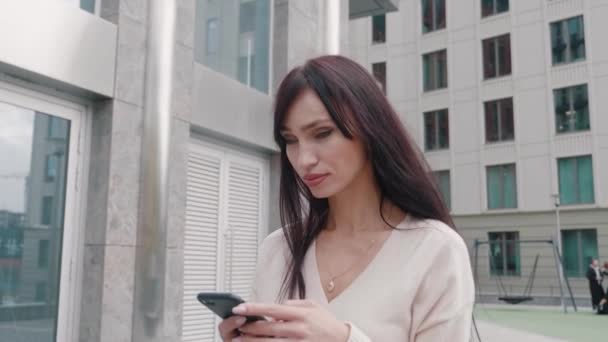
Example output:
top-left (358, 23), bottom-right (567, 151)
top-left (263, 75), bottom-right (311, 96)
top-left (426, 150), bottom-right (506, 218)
top-left (481, 0), bottom-right (494, 17)
top-left (80, 0), bottom-right (95, 13)
top-left (424, 112), bottom-right (437, 150)
top-left (0, 103), bottom-right (71, 342)
top-left (577, 156), bottom-right (594, 204)
top-left (372, 15), bottom-right (386, 43)
top-left (206, 18), bottom-right (220, 56)
top-left (580, 230), bottom-right (598, 271)
top-left (487, 166), bottom-right (502, 209)
top-left (573, 85), bottom-right (590, 131)
top-left (554, 87), bottom-right (570, 133)
top-left (422, 0), bottom-right (433, 33)
top-left (483, 38), bottom-right (496, 79)
top-left (195, 0), bottom-right (271, 93)
top-left (435, 0), bottom-right (446, 30)
top-left (372, 62), bottom-right (387, 93)
top-left (504, 231), bottom-right (520, 275)
top-left (438, 110), bottom-right (449, 148)
top-left (498, 35), bottom-right (511, 76)
top-left (500, 98), bottom-right (515, 140)
top-left (551, 22), bottom-right (566, 65)
top-left (561, 230), bottom-right (580, 276)
top-left (437, 50), bottom-right (448, 88)
top-left (562, 229), bottom-right (598, 277)
top-left (503, 164), bottom-right (517, 208)
top-left (568, 16), bottom-right (586, 61)
top-left (423, 51), bottom-right (447, 91)
top-left (38, 240), bottom-right (49, 268)
top-left (558, 157), bottom-right (576, 204)
top-left (489, 233), bottom-right (505, 275)
top-left (485, 101), bottom-right (498, 142)
top-left (497, 0), bottom-right (509, 13)
top-left (423, 54), bottom-right (432, 91)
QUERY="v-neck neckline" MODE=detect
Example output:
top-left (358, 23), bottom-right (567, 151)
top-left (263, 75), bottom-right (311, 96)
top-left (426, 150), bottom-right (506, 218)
top-left (310, 227), bottom-right (396, 305)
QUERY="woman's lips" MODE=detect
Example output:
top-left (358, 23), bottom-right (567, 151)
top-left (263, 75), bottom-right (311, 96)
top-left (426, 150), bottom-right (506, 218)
top-left (303, 174), bottom-right (329, 187)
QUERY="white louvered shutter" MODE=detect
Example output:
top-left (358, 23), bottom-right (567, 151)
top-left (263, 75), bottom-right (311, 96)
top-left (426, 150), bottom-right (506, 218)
top-left (223, 156), bottom-right (265, 300)
top-left (182, 147), bottom-right (223, 342)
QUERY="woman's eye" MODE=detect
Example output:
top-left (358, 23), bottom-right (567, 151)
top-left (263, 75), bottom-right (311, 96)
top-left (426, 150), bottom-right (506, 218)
top-left (315, 129), bottom-right (333, 139)
top-left (283, 137), bottom-right (297, 145)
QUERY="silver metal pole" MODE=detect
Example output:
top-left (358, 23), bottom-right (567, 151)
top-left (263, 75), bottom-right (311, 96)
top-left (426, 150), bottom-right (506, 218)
top-left (552, 239), bottom-right (567, 313)
top-left (326, 0), bottom-right (340, 54)
top-left (132, 0), bottom-right (176, 340)
top-left (552, 194), bottom-right (567, 313)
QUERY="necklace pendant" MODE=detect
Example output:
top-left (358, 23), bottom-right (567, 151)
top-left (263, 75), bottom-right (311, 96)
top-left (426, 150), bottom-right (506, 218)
top-left (327, 280), bottom-right (335, 292)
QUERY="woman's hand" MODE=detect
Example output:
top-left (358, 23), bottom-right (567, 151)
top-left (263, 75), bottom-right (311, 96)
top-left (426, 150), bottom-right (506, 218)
top-left (218, 315), bottom-right (248, 341)
top-left (231, 300), bottom-right (350, 341)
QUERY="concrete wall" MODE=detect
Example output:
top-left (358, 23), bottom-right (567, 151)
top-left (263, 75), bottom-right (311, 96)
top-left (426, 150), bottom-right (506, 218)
top-left (0, 0), bottom-right (117, 97)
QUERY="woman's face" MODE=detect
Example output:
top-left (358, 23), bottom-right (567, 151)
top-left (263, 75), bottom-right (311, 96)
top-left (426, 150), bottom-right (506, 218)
top-left (280, 89), bottom-right (369, 198)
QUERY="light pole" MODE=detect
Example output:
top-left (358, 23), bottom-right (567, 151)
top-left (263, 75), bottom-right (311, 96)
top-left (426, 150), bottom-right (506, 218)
top-left (551, 193), bottom-right (562, 256)
top-left (552, 193), bottom-right (567, 313)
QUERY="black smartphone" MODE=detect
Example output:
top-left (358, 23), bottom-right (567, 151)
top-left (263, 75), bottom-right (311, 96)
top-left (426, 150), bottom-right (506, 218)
top-left (197, 292), bottom-right (266, 323)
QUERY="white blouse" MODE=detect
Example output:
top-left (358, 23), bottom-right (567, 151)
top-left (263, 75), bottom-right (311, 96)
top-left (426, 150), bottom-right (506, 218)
top-left (251, 217), bottom-right (475, 341)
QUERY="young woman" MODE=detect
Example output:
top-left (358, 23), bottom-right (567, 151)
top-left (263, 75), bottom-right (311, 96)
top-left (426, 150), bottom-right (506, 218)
top-left (218, 55), bottom-right (474, 341)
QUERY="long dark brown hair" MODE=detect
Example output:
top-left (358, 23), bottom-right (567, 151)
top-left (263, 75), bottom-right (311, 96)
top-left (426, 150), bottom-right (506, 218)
top-left (273, 55), bottom-right (453, 300)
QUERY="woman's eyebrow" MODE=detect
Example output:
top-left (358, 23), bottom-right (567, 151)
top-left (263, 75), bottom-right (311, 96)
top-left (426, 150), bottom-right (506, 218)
top-left (281, 119), bottom-right (333, 133)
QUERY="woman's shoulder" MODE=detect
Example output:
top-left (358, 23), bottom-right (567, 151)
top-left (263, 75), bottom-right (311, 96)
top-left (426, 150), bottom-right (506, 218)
top-left (261, 227), bottom-right (288, 249)
top-left (258, 227), bottom-right (290, 262)
top-left (395, 217), bottom-right (469, 257)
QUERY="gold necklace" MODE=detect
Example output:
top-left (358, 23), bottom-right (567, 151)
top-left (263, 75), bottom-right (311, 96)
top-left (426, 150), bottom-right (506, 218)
top-left (322, 237), bottom-right (380, 293)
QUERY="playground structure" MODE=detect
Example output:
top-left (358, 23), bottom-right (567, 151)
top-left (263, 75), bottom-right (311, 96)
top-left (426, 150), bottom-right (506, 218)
top-left (473, 238), bottom-right (578, 312)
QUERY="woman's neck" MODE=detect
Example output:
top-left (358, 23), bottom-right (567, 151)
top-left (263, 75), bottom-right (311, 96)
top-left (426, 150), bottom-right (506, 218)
top-left (325, 163), bottom-right (404, 235)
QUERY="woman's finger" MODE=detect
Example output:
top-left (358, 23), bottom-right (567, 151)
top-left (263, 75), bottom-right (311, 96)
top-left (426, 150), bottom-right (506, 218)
top-left (284, 299), bottom-right (315, 307)
top-left (232, 336), bottom-right (289, 342)
top-left (218, 315), bottom-right (247, 340)
top-left (233, 303), bottom-right (304, 321)
top-left (238, 320), bottom-right (306, 339)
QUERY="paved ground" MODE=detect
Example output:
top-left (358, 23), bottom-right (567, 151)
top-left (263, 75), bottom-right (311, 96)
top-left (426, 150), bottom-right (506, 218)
top-left (474, 304), bottom-right (607, 342)
top-left (474, 319), bottom-right (566, 342)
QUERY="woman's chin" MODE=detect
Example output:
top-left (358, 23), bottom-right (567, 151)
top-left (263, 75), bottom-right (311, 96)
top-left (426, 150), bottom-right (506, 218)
top-left (308, 185), bottom-right (339, 199)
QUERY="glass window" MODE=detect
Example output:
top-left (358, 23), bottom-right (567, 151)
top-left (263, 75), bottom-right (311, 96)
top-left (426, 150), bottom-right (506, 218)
top-left (372, 62), bottom-right (387, 93)
top-left (562, 229), bottom-right (598, 277)
top-left (422, 0), bottom-right (446, 33)
top-left (423, 49), bottom-right (448, 91)
top-left (489, 231), bottom-right (520, 276)
top-left (487, 164), bottom-right (517, 209)
top-left (424, 109), bottom-right (449, 151)
top-left (80, 0), bottom-right (95, 13)
top-left (485, 97), bottom-right (514, 143)
top-left (41, 196), bottom-right (54, 226)
top-left (0, 102), bottom-right (70, 342)
top-left (433, 170), bottom-right (451, 210)
top-left (483, 34), bottom-right (511, 79)
top-left (195, 0), bottom-right (271, 93)
top-left (45, 154), bottom-right (58, 182)
top-left (38, 240), bottom-right (50, 268)
top-left (372, 14), bottom-right (386, 43)
top-left (558, 155), bottom-right (594, 205)
top-left (553, 84), bottom-right (590, 133)
top-left (206, 18), bottom-right (220, 56)
top-left (481, 0), bottom-right (509, 18)
top-left (551, 16), bottom-right (586, 65)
